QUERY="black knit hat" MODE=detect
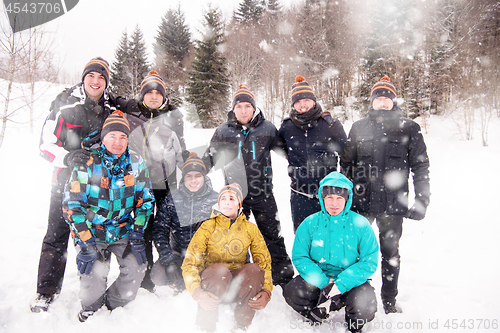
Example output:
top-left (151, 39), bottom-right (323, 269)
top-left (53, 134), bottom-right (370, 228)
top-left (218, 183), bottom-right (244, 209)
top-left (81, 57), bottom-right (110, 88)
top-left (100, 111), bottom-right (130, 139)
top-left (321, 186), bottom-right (349, 202)
top-left (140, 70), bottom-right (167, 103)
top-left (232, 84), bottom-right (256, 111)
top-left (291, 75), bottom-right (316, 106)
top-left (182, 152), bottom-right (207, 177)
top-left (370, 76), bottom-right (397, 102)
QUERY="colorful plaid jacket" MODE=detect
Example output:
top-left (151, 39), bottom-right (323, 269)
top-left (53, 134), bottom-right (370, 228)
top-left (63, 144), bottom-right (154, 244)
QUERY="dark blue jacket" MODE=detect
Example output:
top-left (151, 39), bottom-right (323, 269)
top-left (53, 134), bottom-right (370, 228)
top-left (152, 176), bottom-right (218, 265)
top-left (278, 113), bottom-right (347, 197)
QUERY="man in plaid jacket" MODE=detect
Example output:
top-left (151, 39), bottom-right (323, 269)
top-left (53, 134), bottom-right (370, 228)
top-left (63, 111), bottom-right (154, 322)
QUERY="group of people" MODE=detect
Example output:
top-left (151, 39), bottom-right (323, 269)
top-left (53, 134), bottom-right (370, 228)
top-left (31, 56), bottom-right (430, 333)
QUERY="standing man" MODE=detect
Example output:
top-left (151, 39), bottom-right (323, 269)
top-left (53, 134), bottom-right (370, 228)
top-left (62, 111), bottom-right (154, 322)
top-left (120, 71), bottom-right (186, 291)
top-left (278, 75), bottom-right (347, 232)
top-left (33, 57), bottom-right (116, 312)
top-left (341, 76), bottom-right (431, 314)
top-left (202, 84), bottom-right (294, 288)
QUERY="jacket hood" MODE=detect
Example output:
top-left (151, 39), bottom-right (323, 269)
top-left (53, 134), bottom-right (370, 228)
top-left (318, 172), bottom-right (353, 217)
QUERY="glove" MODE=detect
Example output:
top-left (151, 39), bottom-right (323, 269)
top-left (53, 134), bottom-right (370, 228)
top-left (310, 282), bottom-right (342, 322)
top-left (64, 149), bottom-right (91, 167)
top-left (129, 231), bottom-right (147, 265)
top-left (181, 150), bottom-right (190, 162)
top-left (406, 199), bottom-right (428, 220)
top-left (76, 238), bottom-right (97, 275)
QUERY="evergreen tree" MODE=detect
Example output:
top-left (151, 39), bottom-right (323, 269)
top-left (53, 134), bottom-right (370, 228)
top-left (110, 31), bottom-right (131, 96)
top-left (128, 25), bottom-right (150, 98)
top-left (154, 5), bottom-right (192, 106)
top-left (110, 26), bottom-right (149, 98)
top-left (154, 5), bottom-right (191, 63)
top-left (186, 5), bottom-right (230, 128)
top-left (234, 0), bottom-right (265, 24)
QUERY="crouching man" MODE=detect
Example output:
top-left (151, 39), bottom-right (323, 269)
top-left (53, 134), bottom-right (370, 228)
top-left (283, 172), bottom-right (379, 333)
top-left (63, 111), bottom-right (154, 322)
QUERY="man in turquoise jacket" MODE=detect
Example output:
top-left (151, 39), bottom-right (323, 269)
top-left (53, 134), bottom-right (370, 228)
top-left (283, 172), bottom-right (379, 333)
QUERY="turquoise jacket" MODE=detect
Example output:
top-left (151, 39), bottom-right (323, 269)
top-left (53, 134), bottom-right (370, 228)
top-left (292, 171), bottom-right (379, 294)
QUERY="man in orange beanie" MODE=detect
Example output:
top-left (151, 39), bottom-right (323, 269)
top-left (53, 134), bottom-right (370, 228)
top-left (278, 75), bottom-right (347, 232)
top-left (33, 57), bottom-right (118, 313)
top-left (341, 76), bottom-right (430, 314)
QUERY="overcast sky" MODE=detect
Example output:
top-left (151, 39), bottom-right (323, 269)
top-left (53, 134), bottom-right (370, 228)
top-left (27, 0), bottom-right (301, 81)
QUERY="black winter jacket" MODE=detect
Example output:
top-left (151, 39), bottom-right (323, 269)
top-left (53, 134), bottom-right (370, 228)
top-left (152, 177), bottom-right (218, 265)
top-left (340, 106), bottom-right (430, 216)
top-left (202, 109), bottom-right (283, 198)
top-left (278, 112), bottom-right (347, 197)
top-left (39, 83), bottom-right (115, 168)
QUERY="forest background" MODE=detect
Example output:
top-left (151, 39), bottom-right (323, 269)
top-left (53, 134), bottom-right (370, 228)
top-left (1, 0), bottom-right (499, 145)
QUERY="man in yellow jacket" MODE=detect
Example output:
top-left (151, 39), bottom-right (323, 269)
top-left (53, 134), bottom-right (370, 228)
top-left (182, 183), bottom-right (273, 332)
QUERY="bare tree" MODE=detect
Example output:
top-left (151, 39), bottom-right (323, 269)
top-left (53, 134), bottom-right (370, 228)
top-left (0, 17), bottom-right (58, 148)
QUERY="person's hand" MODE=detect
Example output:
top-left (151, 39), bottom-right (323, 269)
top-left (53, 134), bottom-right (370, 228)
top-left (248, 290), bottom-right (271, 310)
top-left (76, 238), bottom-right (97, 275)
top-left (64, 149), bottom-right (91, 167)
top-left (129, 231), bottom-right (147, 265)
top-left (192, 287), bottom-right (220, 310)
top-left (406, 199), bottom-right (428, 220)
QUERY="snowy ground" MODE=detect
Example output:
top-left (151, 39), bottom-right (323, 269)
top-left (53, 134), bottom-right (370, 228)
top-left (1, 85), bottom-right (500, 332)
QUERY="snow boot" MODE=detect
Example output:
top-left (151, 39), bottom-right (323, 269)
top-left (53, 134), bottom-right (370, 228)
top-left (383, 300), bottom-right (402, 314)
top-left (30, 293), bottom-right (57, 313)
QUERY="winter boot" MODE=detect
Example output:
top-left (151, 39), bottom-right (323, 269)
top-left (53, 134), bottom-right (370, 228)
top-left (383, 299), bottom-right (402, 314)
top-left (30, 293), bottom-right (57, 313)
top-left (78, 309), bottom-right (95, 322)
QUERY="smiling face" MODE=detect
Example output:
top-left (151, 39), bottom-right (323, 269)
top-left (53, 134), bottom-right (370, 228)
top-left (218, 192), bottom-right (240, 219)
top-left (143, 90), bottom-right (164, 109)
top-left (83, 71), bottom-right (106, 101)
top-left (293, 98), bottom-right (315, 113)
top-left (323, 194), bottom-right (347, 216)
top-left (372, 96), bottom-right (394, 110)
top-left (102, 131), bottom-right (128, 156)
top-left (233, 102), bottom-right (255, 125)
top-left (184, 171), bottom-right (205, 193)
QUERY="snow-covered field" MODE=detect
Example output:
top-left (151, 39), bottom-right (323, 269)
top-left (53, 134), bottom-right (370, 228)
top-left (1, 83), bottom-right (499, 332)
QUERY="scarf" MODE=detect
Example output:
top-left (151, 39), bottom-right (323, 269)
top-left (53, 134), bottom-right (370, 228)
top-left (289, 103), bottom-right (323, 130)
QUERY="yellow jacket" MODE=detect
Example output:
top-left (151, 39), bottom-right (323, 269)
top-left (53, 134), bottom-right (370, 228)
top-left (181, 211), bottom-right (273, 293)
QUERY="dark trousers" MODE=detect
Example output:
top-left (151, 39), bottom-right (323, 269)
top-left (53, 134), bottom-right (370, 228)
top-left (290, 191), bottom-right (322, 232)
top-left (283, 276), bottom-right (377, 332)
top-left (367, 214), bottom-right (403, 304)
top-left (197, 263), bottom-right (265, 331)
top-left (242, 193), bottom-right (293, 286)
top-left (36, 169), bottom-right (71, 295)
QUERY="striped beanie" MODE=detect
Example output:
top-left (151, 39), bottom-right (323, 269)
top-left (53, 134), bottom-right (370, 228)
top-left (182, 152), bottom-right (207, 177)
top-left (370, 76), bottom-right (397, 102)
top-left (291, 75), bottom-right (316, 105)
top-left (232, 84), bottom-right (256, 111)
top-left (81, 57), bottom-right (110, 88)
top-left (321, 186), bottom-right (349, 202)
top-left (218, 183), bottom-right (244, 209)
top-left (101, 111), bottom-right (130, 139)
top-left (140, 70), bottom-right (167, 102)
